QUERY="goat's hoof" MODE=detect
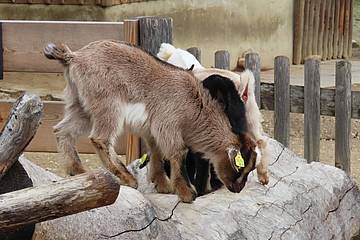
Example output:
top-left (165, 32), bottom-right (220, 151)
top-left (258, 172), bottom-right (269, 185)
top-left (177, 185), bottom-right (197, 203)
top-left (155, 177), bottom-right (172, 193)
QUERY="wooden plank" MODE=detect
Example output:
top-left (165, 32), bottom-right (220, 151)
top-left (338, 0), bottom-right (346, 58)
top-left (312, 0), bottom-right (321, 55)
top-left (0, 100), bottom-right (127, 154)
top-left (214, 50), bottom-right (230, 70)
top-left (328, 0), bottom-right (336, 59)
top-left (323, 0), bottom-right (331, 60)
top-left (318, 0), bottom-right (326, 58)
top-left (302, 0), bottom-right (310, 62)
top-left (343, 0), bottom-right (351, 58)
top-left (335, 60), bottom-right (351, 174)
top-left (187, 47), bottom-right (201, 62)
top-left (293, 0), bottom-right (305, 64)
top-left (304, 57), bottom-right (320, 163)
top-left (348, 0), bottom-right (353, 58)
top-left (307, 0), bottom-right (316, 57)
top-left (274, 56), bottom-right (290, 147)
top-left (244, 52), bottom-right (261, 106)
top-left (124, 19), bottom-right (140, 164)
top-left (2, 21), bottom-right (124, 73)
top-left (138, 17), bottom-right (173, 56)
top-left (333, 0), bottom-right (341, 58)
top-left (0, 170), bottom-right (120, 232)
top-left (260, 82), bottom-right (360, 119)
top-left (0, 22), bottom-right (2, 80)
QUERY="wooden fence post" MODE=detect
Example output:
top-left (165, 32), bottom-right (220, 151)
top-left (274, 56), bottom-right (290, 147)
top-left (348, 0), bottom-right (353, 58)
top-left (124, 19), bottom-right (141, 164)
top-left (245, 52), bottom-right (261, 106)
top-left (335, 60), bottom-right (351, 174)
top-left (293, 0), bottom-right (305, 64)
top-left (0, 22), bottom-right (3, 80)
top-left (318, 0), bottom-right (326, 58)
top-left (304, 57), bottom-right (320, 163)
top-left (328, 0), bottom-right (336, 59)
top-left (313, 0), bottom-right (321, 55)
top-left (343, 0), bottom-right (352, 59)
top-left (333, 0), bottom-right (341, 58)
top-left (138, 16), bottom-right (173, 154)
top-left (214, 50), bottom-right (230, 70)
top-left (187, 47), bottom-right (201, 62)
top-left (302, 0), bottom-right (310, 62)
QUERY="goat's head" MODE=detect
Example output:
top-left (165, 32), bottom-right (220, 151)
top-left (213, 133), bottom-right (258, 193)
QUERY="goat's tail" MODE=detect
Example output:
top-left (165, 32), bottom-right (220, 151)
top-left (157, 43), bottom-right (176, 61)
top-left (44, 43), bottom-right (73, 65)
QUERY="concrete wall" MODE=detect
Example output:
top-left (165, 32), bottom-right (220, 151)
top-left (0, 0), bottom-right (294, 69)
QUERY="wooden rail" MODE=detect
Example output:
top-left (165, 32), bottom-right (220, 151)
top-left (0, 0), bottom-right (147, 7)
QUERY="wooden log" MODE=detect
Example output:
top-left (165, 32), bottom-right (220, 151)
top-left (307, 0), bottom-right (316, 57)
top-left (343, 0), bottom-right (351, 59)
top-left (348, 0), bottom-right (353, 58)
top-left (138, 17), bottom-right (173, 56)
top-left (328, 0), bottom-right (336, 59)
top-left (318, 0), bottom-right (326, 58)
top-left (0, 169), bottom-right (120, 232)
top-left (323, 0), bottom-right (331, 60)
top-left (293, 0), bottom-right (305, 64)
top-left (304, 57), bottom-right (320, 163)
top-left (333, 0), bottom-right (341, 58)
top-left (187, 47), bottom-right (201, 62)
top-left (124, 19), bottom-right (141, 164)
top-left (302, 0), bottom-right (310, 62)
top-left (338, 0), bottom-right (346, 58)
top-left (244, 52), bottom-right (261, 106)
top-left (274, 56), bottom-right (290, 147)
top-left (335, 61), bottom-right (351, 174)
top-left (214, 50), bottom-right (230, 70)
top-left (312, 0), bottom-right (321, 55)
top-left (0, 93), bottom-right (43, 181)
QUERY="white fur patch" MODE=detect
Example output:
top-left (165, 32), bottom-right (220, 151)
top-left (255, 146), bottom-right (262, 166)
top-left (124, 103), bottom-right (148, 127)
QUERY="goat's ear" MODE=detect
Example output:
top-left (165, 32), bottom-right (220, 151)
top-left (226, 147), bottom-right (243, 172)
top-left (202, 75), bottom-right (247, 134)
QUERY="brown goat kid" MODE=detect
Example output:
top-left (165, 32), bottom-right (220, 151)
top-left (44, 40), bottom-right (257, 203)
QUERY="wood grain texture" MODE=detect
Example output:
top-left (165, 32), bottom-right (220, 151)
top-left (214, 50), bottom-right (230, 70)
top-left (0, 169), bottom-right (120, 232)
top-left (335, 61), bottom-right (351, 174)
top-left (0, 23), bottom-right (3, 80)
top-left (343, 0), bottom-right (351, 58)
top-left (244, 52), bottom-right (261, 106)
top-left (312, 0), bottom-right (321, 55)
top-left (302, 0), bottom-right (311, 62)
top-left (318, 0), bottom-right (326, 58)
top-left (138, 17), bottom-right (172, 56)
top-left (293, 0), bottom-right (305, 64)
top-left (333, 0), bottom-right (341, 58)
top-left (348, 0), bottom-right (353, 58)
top-left (0, 93), bottom-right (43, 181)
top-left (307, 0), bottom-right (316, 57)
top-left (187, 47), bottom-right (201, 62)
top-left (0, 100), bottom-right (127, 154)
top-left (338, 0), bottom-right (346, 58)
top-left (323, 0), bottom-right (331, 60)
top-left (328, 0), bottom-right (336, 59)
top-left (274, 56), bottom-right (290, 147)
top-left (2, 21), bottom-right (124, 73)
top-left (124, 19), bottom-right (141, 163)
top-left (304, 58), bottom-right (320, 163)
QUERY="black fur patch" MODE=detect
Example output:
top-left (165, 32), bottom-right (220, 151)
top-left (202, 74), bottom-right (247, 134)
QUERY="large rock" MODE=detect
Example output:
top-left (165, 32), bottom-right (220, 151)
top-left (19, 139), bottom-right (359, 240)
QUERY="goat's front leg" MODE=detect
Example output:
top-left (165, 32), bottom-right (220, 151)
top-left (256, 139), bottom-right (269, 185)
top-left (90, 138), bottom-right (138, 189)
top-left (170, 151), bottom-right (197, 203)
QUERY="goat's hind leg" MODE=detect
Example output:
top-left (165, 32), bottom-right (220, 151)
top-left (54, 111), bottom-right (90, 176)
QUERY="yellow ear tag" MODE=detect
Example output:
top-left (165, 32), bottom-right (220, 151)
top-left (235, 153), bottom-right (245, 169)
top-left (140, 153), bottom-right (148, 165)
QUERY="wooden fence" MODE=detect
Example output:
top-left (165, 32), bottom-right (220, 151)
top-left (186, 47), bottom-right (355, 174)
top-left (0, 0), bottom-right (147, 7)
top-left (293, 0), bottom-right (353, 64)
